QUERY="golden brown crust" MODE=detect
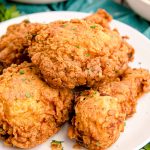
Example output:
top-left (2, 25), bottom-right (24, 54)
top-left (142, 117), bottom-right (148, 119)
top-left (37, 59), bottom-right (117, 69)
top-left (0, 9), bottom-right (111, 72)
top-left (68, 68), bottom-right (150, 150)
top-left (0, 62), bottom-right (73, 148)
top-left (97, 68), bottom-right (150, 118)
top-left (0, 21), bottom-right (44, 71)
top-left (84, 9), bottom-right (112, 29)
top-left (29, 19), bottom-right (134, 89)
top-left (69, 90), bottom-right (125, 150)
top-left (0, 10), bottom-right (134, 88)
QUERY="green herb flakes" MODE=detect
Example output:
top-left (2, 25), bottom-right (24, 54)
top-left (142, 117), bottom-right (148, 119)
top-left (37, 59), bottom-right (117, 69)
top-left (90, 25), bottom-right (97, 29)
top-left (72, 27), bottom-right (77, 30)
top-left (25, 92), bottom-right (31, 98)
top-left (75, 45), bottom-right (80, 48)
top-left (51, 140), bottom-right (64, 150)
top-left (22, 78), bottom-right (26, 82)
top-left (96, 142), bottom-right (100, 147)
top-left (85, 53), bottom-right (90, 57)
top-left (51, 140), bottom-right (64, 144)
top-left (124, 122), bottom-right (126, 126)
top-left (62, 24), bottom-right (67, 27)
top-left (94, 91), bottom-right (97, 95)
top-left (19, 70), bottom-right (24, 75)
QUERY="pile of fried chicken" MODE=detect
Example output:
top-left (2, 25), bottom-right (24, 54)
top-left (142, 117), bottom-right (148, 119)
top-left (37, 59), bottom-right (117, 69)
top-left (0, 9), bottom-right (150, 150)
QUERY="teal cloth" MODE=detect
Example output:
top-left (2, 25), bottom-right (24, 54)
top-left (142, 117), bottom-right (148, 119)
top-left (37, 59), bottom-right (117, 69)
top-left (0, 0), bottom-right (150, 149)
top-left (1, 0), bottom-right (150, 39)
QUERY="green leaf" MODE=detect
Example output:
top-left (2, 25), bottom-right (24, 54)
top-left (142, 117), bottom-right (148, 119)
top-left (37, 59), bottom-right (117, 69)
top-left (144, 144), bottom-right (150, 150)
top-left (0, 3), bottom-right (20, 22)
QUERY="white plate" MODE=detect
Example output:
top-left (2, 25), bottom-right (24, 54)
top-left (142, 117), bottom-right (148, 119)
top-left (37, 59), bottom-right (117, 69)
top-left (0, 11), bottom-right (150, 150)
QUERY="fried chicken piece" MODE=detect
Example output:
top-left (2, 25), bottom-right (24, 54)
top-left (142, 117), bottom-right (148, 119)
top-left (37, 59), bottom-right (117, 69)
top-left (68, 68), bottom-right (150, 150)
top-left (0, 9), bottom-right (111, 74)
top-left (29, 19), bottom-right (134, 89)
top-left (68, 90), bottom-right (126, 150)
top-left (0, 10), bottom-right (134, 87)
top-left (0, 62), bottom-right (73, 148)
top-left (97, 68), bottom-right (150, 118)
top-left (0, 20), bottom-right (44, 73)
top-left (84, 9), bottom-right (112, 28)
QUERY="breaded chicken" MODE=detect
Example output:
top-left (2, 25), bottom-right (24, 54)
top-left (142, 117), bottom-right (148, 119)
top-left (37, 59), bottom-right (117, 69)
top-left (29, 19), bottom-right (134, 89)
top-left (0, 9), bottom-right (110, 74)
top-left (84, 9), bottom-right (112, 28)
top-left (0, 62), bottom-right (73, 148)
top-left (0, 10), bottom-right (134, 88)
top-left (0, 20), bottom-right (43, 71)
top-left (68, 90), bottom-right (126, 150)
top-left (68, 68), bottom-right (150, 150)
top-left (98, 68), bottom-right (150, 118)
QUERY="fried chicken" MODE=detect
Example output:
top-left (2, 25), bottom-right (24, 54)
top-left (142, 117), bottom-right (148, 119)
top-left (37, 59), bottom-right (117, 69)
top-left (84, 9), bottom-right (112, 28)
top-left (29, 19), bottom-right (134, 89)
top-left (0, 20), bottom-right (43, 72)
top-left (68, 68), bottom-right (150, 150)
top-left (0, 10), bottom-right (134, 88)
top-left (0, 62), bottom-right (73, 148)
top-left (97, 68), bottom-right (150, 118)
top-left (68, 90), bottom-right (126, 150)
top-left (0, 9), bottom-right (111, 74)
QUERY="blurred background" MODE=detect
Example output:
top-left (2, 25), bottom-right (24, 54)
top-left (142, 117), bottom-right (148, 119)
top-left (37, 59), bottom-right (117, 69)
top-left (0, 0), bottom-right (150, 149)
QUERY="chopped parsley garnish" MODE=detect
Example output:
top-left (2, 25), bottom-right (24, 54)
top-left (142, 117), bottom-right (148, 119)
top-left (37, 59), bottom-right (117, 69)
top-left (19, 70), bottom-right (24, 75)
top-left (22, 78), bottom-right (26, 82)
top-left (51, 140), bottom-right (64, 150)
top-left (85, 53), bottom-right (90, 57)
top-left (62, 24), bottom-right (67, 27)
top-left (72, 27), bottom-right (77, 30)
top-left (25, 92), bottom-right (31, 98)
top-left (90, 25), bottom-right (97, 29)
top-left (94, 91), bottom-right (97, 95)
top-left (75, 45), bottom-right (80, 48)
top-left (96, 142), bottom-right (100, 146)
top-left (51, 140), bottom-right (64, 144)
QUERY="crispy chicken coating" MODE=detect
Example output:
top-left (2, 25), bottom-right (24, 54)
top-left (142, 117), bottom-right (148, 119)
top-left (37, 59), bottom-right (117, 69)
top-left (97, 68), bottom-right (150, 118)
top-left (0, 62), bottom-right (73, 148)
top-left (29, 19), bottom-right (134, 89)
top-left (84, 9), bottom-right (112, 28)
top-left (0, 20), bottom-right (43, 70)
top-left (68, 90), bottom-right (126, 150)
top-left (0, 9), bottom-right (110, 74)
top-left (0, 10), bottom-right (134, 88)
top-left (68, 68), bottom-right (150, 150)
